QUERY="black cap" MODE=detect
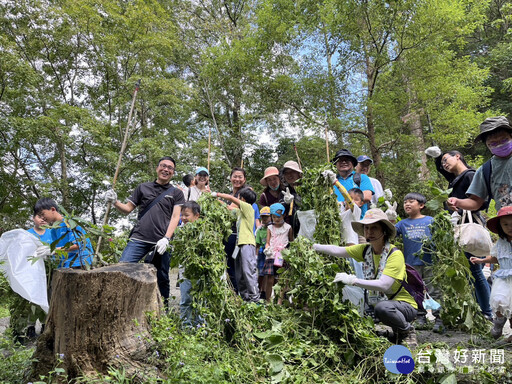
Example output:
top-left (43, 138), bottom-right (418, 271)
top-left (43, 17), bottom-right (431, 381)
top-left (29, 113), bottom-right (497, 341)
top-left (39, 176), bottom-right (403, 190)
top-left (332, 149), bottom-right (358, 167)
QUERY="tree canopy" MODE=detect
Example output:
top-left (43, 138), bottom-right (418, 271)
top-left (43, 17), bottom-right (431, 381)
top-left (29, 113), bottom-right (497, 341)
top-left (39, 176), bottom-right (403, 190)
top-left (0, 0), bottom-right (509, 231)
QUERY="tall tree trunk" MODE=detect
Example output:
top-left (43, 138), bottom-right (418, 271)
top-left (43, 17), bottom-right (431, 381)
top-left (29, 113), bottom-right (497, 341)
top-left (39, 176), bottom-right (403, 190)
top-left (403, 85), bottom-right (429, 180)
top-left (58, 129), bottom-right (69, 209)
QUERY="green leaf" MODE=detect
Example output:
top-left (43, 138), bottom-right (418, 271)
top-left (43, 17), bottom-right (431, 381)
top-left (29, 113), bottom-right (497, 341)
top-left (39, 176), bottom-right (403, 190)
top-left (266, 353), bottom-right (284, 374)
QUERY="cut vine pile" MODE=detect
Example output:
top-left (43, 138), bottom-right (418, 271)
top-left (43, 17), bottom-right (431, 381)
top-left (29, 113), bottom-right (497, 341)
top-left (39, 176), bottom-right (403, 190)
top-left (422, 212), bottom-right (490, 334)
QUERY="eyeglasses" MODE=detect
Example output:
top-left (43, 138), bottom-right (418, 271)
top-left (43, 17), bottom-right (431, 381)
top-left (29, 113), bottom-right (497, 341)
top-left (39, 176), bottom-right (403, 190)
top-left (337, 158), bottom-right (352, 164)
top-left (159, 164), bottom-right (175, 171)
top-left (441, 155), bottom-right (453, 165)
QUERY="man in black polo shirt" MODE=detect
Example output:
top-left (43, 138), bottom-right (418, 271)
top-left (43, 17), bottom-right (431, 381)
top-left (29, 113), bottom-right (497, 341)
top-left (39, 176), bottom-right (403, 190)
top-left (105, 156), bottom-right (185, 305)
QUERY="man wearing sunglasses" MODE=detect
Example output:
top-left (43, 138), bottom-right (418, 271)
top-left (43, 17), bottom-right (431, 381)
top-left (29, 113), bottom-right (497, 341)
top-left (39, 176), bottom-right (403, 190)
top-left (105, 156), bottom-right (185, 306)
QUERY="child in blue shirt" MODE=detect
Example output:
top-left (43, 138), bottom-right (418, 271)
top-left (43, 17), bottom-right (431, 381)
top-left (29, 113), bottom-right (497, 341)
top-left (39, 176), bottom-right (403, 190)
top-left (395, 193), bottom-right (442, 331)
top-left (34, 198), bottom-right (93, 269)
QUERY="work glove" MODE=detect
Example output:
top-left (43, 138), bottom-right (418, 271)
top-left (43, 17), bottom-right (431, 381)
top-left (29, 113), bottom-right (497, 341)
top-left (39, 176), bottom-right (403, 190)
top-left (105, 189), bottom-right (117, 204)
top-left (425, 146), bottom-right (442, 158)
top-left (333, 272), bottom-right (357, 285)
top-left (282, 187), bottom-right (294, 204)
top-left (264, 247), bottom-right (273, 257)
top-left (156, 237), bottom-right (169, 254)
top-left (211, 192), bottom-right (218, 198)
top-left (36, 243), bottom-right (51, 259)
top-left (383, 189), bottom-right (393, 201)
top-left (385, 201), bottom-right (398, 222)
top-left (321, 170), bottom-right (337, 184)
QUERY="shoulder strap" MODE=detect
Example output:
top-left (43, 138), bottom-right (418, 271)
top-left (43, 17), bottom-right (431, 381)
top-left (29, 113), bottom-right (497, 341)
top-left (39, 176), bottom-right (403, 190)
top-left (353, 172), bottom-right (361, 187)
top-left (138, 186), bottom-right (175, 220)
top-left (187, 187), bottom-right (191, 201)
top-left (385, 247), bottom-right (404, 300)
top-left (482, 159), bottom-right (493, 202)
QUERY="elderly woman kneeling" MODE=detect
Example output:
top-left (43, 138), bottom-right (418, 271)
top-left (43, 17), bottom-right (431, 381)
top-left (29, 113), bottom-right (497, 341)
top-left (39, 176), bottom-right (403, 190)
top-left (313, 209), bottom-right (418, 348)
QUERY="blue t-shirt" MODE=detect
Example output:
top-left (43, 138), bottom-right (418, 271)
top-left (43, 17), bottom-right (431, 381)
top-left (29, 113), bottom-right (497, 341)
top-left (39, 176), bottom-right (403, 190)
top-left (27, 227), bottom-right (53, 243)
top-left (334, 171), bottom-right (374, 218)
top-left (252, 203), bottom-right (260, 233)
top-left (395, 216), bottom-right (434, 265)
top-left (51, 222), bottom-right (93, 268)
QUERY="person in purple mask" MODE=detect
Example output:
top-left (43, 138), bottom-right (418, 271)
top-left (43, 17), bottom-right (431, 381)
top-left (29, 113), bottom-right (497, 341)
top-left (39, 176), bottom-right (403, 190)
top-left (447, 116), bottom-right (512, 212)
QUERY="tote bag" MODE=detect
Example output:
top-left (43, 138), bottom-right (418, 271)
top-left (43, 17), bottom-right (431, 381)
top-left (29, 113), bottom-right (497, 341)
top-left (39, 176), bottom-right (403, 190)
top-left (454, 210), bottom-right (493, 257)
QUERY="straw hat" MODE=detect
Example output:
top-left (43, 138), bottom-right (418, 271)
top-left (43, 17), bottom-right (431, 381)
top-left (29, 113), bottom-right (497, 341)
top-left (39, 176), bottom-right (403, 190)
top-left (351, 209), bottom-right (396, 239)
top-left (260, 167), bottom-right (280, 186)
top-left (487, 206), bottom-right (512, 234)
top-left (282, 161), bottom-right (303, 176)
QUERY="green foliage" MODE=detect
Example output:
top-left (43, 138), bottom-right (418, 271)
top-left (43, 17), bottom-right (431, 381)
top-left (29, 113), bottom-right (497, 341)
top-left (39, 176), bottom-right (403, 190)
top-left (0, 336), bottom-right (34, 383)
top-left (296, 164), bottom-right (345, 245)
top-left (423, 212), bottom-right (490, 333)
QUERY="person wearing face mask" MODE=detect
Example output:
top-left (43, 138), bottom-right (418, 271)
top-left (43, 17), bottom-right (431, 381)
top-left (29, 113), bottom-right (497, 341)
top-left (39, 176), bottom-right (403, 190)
top-left (447, 116), bottom-right (512, 212)
top-left (259, 167), bottom-right (284, 207)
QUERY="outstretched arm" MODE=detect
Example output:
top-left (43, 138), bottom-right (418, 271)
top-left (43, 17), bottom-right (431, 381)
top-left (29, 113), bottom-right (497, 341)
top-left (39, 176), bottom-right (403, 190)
top-left (354, 275), bottom-right (395, 293)
top-left (313, 244), bottom-right (350, 259)
top-left (214, 192), bottom-right (241, 208)
top-left (446, 195), bottom-right (484, 211)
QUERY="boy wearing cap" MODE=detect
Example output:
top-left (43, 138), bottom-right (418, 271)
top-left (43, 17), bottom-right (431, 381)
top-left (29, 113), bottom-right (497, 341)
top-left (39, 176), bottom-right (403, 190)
top-left (356, 155), bottom-right (384, 206)
top-left (448, 116), bottom-right (512, 212)
top-left (332, 149), bottom-right (374, 219)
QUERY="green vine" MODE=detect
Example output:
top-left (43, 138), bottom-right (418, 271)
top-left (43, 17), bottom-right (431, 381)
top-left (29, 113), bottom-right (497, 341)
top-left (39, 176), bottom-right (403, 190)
top-left (422, 212), bottom-right (490, 334)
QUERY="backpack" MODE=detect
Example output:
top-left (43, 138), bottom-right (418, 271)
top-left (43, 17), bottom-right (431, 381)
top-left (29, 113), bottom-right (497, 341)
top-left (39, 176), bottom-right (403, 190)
top-left (363, 245), bottom-right (427, 311)
top-left (481, 159), bottom-right (492, 211)
top-left (389, 264), bottom-right (427, 311)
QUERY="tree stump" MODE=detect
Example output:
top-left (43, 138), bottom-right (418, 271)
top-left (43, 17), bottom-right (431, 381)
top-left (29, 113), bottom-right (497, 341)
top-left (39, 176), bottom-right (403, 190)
top-left (32, 263), bottom-right (162, 379)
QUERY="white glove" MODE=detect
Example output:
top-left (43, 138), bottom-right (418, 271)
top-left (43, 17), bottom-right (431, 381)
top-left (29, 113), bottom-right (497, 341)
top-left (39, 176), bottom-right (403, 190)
top-left (321, 170), bottom-right (337, 184)
top-left (383, 189), bottom-right (393, 201)
top-left (385, 201), bottom-right (398, 221)
top-left (333, 272), bottom-right (357, 285)
top-left (156, 237), bottom-right (169, 254)
top-left (264, 247), bottom-right (273, 257)
top-left (36, 244), bottom-right (51, 259)
top-left (105, 189), bottom-right (117, 204)
top-left (425, 146), bottom-right (442, 158)
top-left (211, 192), bottom-right (217, 197)
top-left (282, 187), bottom-right (294, 204)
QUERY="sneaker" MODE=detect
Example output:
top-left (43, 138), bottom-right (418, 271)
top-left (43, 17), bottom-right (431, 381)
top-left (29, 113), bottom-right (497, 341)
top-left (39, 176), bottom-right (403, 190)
top-left (433, 317), bottom-right (445, 334)
top-left (398, 326), bottom-right (417, 349)
top-left (491, 316), bottom-right (507, 339)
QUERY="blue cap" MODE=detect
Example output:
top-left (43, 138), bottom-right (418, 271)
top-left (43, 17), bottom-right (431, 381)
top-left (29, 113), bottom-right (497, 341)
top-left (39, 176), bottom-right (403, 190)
top-left (195, 167), bottom-right (209, 175)
top-left (270, 203), bottom-right (286, 217)
top-left (357, 155), bottom-right (373, 163)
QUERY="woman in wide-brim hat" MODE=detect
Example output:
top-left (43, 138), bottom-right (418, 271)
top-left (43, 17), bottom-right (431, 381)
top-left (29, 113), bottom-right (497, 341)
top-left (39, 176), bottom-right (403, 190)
top-left (313, 208), bottom-right (418, 347)
top-left (280, 161), bottom-right (303, 232)
top-left (258, 166), bottom-right (284, 207)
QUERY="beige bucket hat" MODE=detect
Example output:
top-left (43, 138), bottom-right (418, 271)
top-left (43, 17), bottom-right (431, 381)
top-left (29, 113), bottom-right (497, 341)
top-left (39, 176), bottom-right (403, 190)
top-left (282, 160), bottom-right (303, 176)
top-left (351, 208), bottom-right (396, 239)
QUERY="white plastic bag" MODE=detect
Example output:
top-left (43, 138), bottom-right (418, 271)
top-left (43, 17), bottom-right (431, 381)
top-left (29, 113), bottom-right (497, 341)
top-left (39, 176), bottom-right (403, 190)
top-left (454, 210), bottom-right (493, 257)
top-left (342, 285), bottom-right (364, 315)
top-left (297, 210), bottom-right (316, 240)
top-left (0, 229), bottom-right (49, 313)
top-left (340, 204), bottom-right (360, 246)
